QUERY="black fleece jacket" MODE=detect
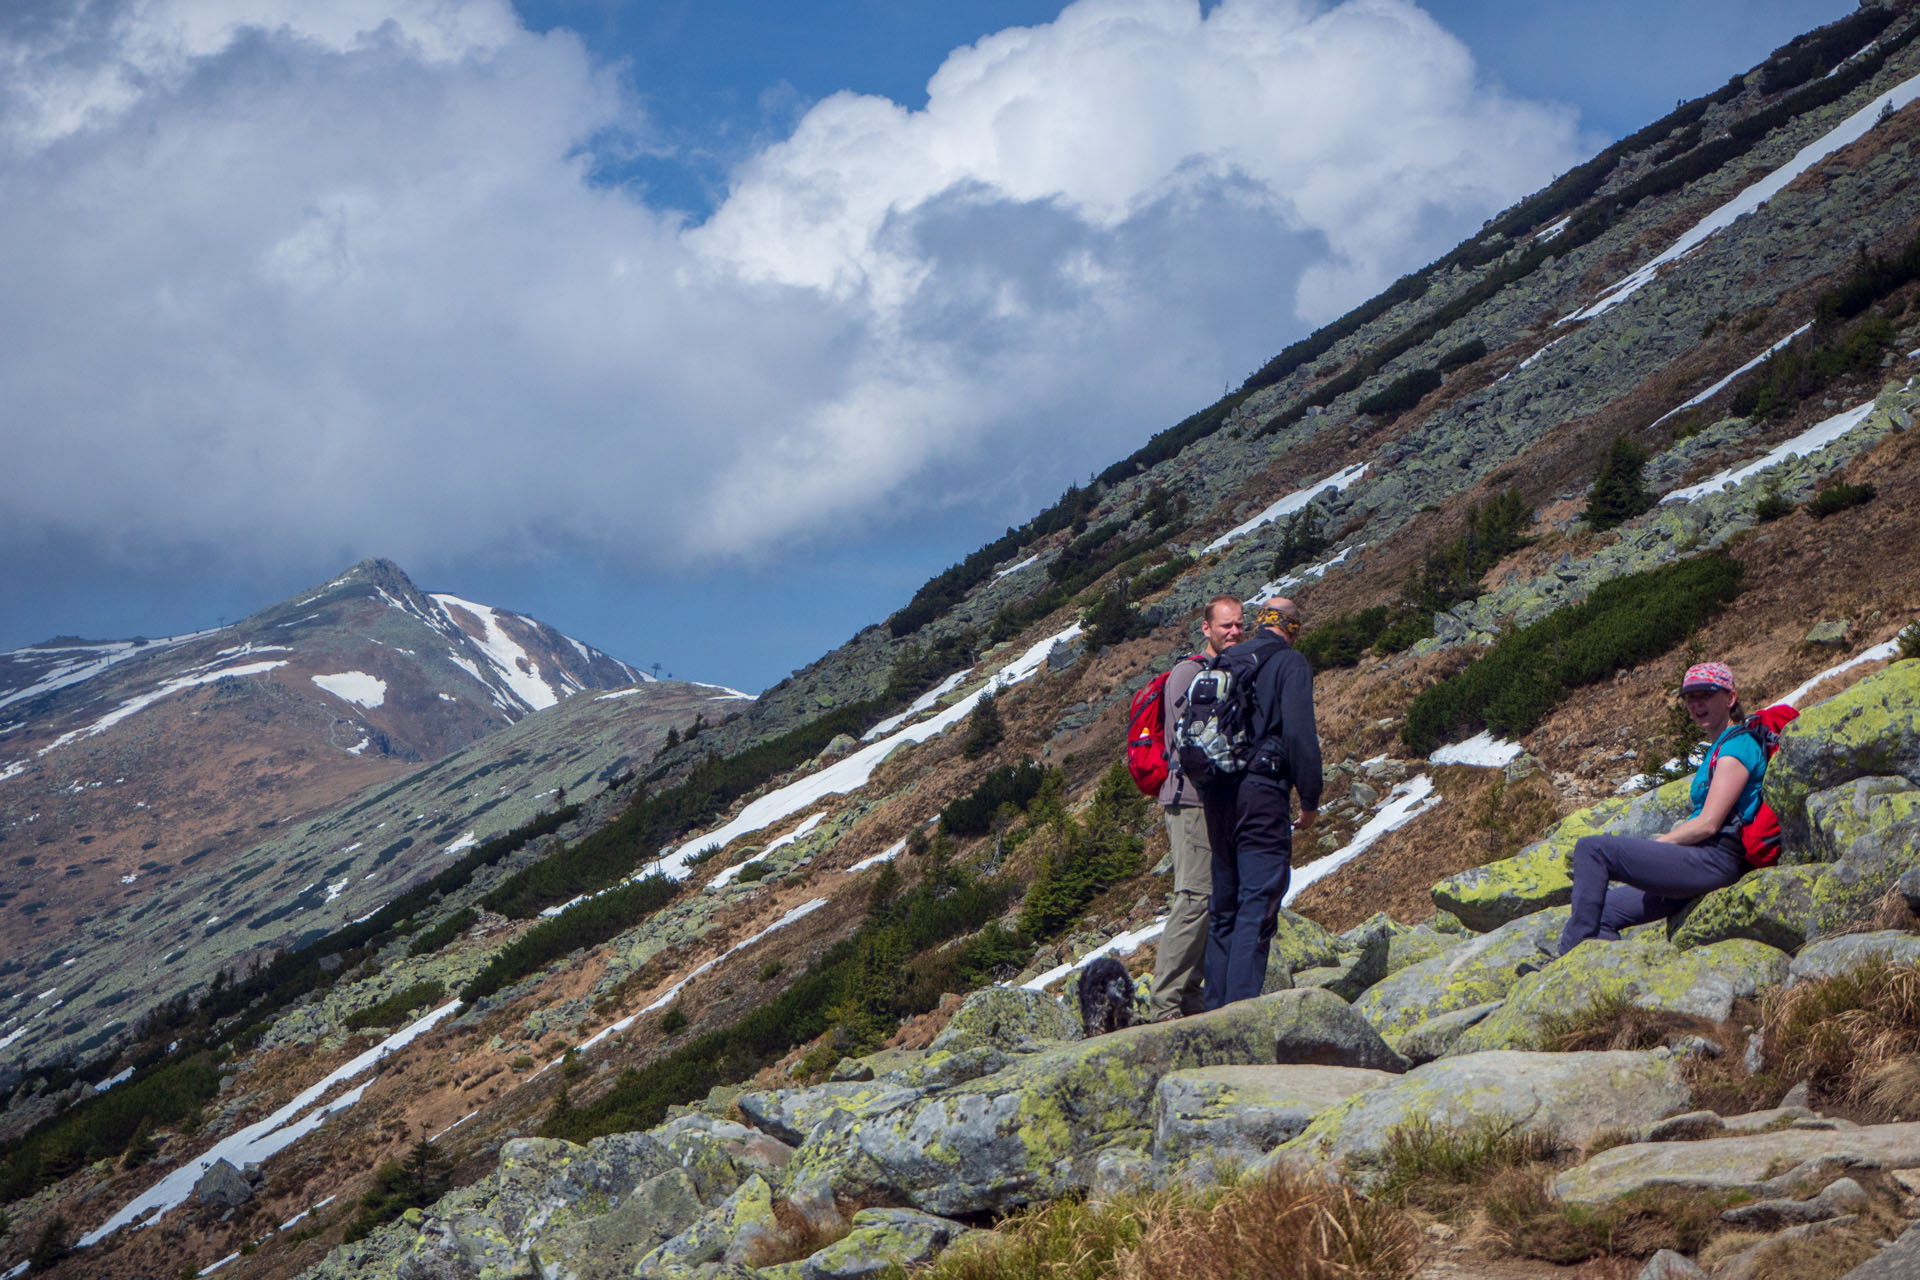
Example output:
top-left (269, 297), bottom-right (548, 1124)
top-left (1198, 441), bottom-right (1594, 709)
top-left (1230, 630), bottom-right (1323, 812)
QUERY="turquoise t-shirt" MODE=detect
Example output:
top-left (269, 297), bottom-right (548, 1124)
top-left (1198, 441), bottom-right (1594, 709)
top-left (1691, 725), bottom-right (1767, 826)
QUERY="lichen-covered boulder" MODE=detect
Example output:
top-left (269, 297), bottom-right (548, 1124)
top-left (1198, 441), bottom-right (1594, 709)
top-left (1788, 930), bottom-right (1920, 984)
top-left (1271, 909), bottom-right (1347, 974)
top-left (881, 1046), bottom-right (1011, 1091)
top-left (1432, 781), bottom-right (1691, 931)
top-left (528, 1168), bottom-right (705, 1279)
top-left (656, 1114), bottom-right (796, 1204)
top-left (759, 1208), bottom-right (972, 1280)
top-left (1354, 909), bottom-right (1565, 1047)
top-left (736, 1081), bottom-right (924, 1146)
top-left (1394, 1002), bottom-right (1501, 1066)
top-left (636, 1174), bottom-right (781, 1273)
top-left (1766, 661), bottom-right (1920, 851)
top-left (1552, 1122), bottom-right (1920, 1204)
top-left (780, 988), bottom-right (1396, 1217)
top-left (1669, 866), bottom-right (1823, 952)
top-left (928, 985), bottom-right (1079, 1053)
top-left (1385, 924), bottom-right (1461, 978)
top-left (385, 1131), bottom-right (690, 1280)
top-left (1803, 778), bottom-right (1920, 935)
top-left (1275, 1050), bottom-right (1691, 1184)
top-left (1449, 935), bottom-right (1789, 1054)
top-left (1152, 1064), bottom-right (1395, 1166)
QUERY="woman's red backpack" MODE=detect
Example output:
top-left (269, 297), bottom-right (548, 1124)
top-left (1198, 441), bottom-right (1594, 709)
top-left (1711, 704), bottom-right (1799, 867)
top-left (1126, 656), bottom-right (1202, 797)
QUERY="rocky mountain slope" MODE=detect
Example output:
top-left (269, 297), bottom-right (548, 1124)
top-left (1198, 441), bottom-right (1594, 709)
top-left (0, 558), bottom-right (696, 1071)
top-left (13, 4), bottom-right (1920, 1278)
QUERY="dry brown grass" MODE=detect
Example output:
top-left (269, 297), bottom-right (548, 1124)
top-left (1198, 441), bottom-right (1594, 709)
top-left (1765, 959), bottom-right (1920, 1120)
top-left (1119, 1168), bottom-right (1420, 1280)
top-left (909, 1168), bottom-right (1419, 1280)
top-left (744, 1197), bottom-right (858, 1268)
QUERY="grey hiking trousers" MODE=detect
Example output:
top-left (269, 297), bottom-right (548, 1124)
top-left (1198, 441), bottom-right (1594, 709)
top-left (1149, 804), bottom-right (1210, 1020)
top-left (1558, 833), bottom-right (1747, 956)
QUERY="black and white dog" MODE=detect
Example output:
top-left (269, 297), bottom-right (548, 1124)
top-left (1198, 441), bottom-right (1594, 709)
top-left (1077, 955), bottom-right (1138, 1037)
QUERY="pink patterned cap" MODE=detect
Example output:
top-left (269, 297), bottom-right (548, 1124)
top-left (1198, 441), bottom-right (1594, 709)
top-left (1680, 662), bottom-right (1737, 696)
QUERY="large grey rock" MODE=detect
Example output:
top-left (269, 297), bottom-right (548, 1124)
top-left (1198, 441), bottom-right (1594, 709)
top-left (1719, 1175), bottom-right (1868, 1228)
top-left (636, 1173), bottom-right (782, 1273)
top-left (1451, 934), bottom-right (1789, 1053)
top-left (1840, 1219), bottom-right (1920, 1280)
top-left (1152, 1065), bottom-right (1396, 1166)
top-left (193, 1158), bottom-right (256, 1208)
top-left (1395, 1002), bottom-right (1500, 1066)
top-left (1271, 909), bottom-right (1346, 973)
top-left (1432, 783), bottom-right (1691, 931)
top-left (1766, 663), bottom-right (1920, 852)
top-left (1553, 1122), bottom-right (1920, 1203)
top-left (1788, 931), bottom-right (1920, 984)
top-left (655, 1114), bottom-right (796, 1204)
top-left (929, 985), bottom-right (1080, 1053)
top-left (759, 1208), bottom-right (971, 1280)
top-left (1803, 777), bottom-right (1920, 934)
top-left (1384, 924), bottom-right (1461, 978)
top-left (779, 988), bottom-right (1398, 1217)
top-left (1668, 865), bottom-right (1823, 953)
top-left (1275, 1050), bottom-right (1691, 1183)
top-left (737, 1081), bottom-right (924, 1146)
top-left (1637, 1248), bottom-right (1709, 1279)
top-left (1354, 909), bottom-right (1564, 1047)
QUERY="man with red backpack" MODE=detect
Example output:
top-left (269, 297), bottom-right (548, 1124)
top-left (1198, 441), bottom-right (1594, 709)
top-left (1556, 661), bottom-right (1794, 956)
top-left (1144, 595), bottom-right (1243, 1020)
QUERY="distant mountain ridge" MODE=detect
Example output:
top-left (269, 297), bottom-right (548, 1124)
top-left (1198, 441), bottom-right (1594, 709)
top-left (0, 558), bottom-right (691, 1067)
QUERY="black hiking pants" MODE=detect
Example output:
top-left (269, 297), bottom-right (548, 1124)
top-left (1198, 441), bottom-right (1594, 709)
top-left (1199, 773), bottom-right (1293, 1009)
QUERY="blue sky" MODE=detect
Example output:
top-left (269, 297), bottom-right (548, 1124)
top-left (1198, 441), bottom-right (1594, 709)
top-left (0, 0), bottom-right (1858, 690)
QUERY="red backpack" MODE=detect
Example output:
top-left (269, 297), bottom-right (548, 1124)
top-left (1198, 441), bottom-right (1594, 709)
top-left (1709, 703), bottom-right (1799, 867)
top-left (1126, 656), bottom-right (1202, 797)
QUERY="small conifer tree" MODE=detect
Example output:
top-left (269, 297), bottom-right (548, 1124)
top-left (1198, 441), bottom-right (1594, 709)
top-left (1582, 437), bottom-right (1656, 530)
top-left (962, 694), bottom-right (1004, 759)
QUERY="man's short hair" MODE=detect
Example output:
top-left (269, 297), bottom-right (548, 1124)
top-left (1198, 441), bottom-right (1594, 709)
top-left (1203, 595), bottom-right (1242, 624)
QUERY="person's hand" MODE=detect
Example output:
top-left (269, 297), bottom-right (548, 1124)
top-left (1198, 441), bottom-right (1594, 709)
top-left (1295, 808), bottom-right (1318, 833)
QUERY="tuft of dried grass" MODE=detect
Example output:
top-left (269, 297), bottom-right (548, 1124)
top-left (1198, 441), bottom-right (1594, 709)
top-left (745, 1198), bottom-right (856, 1269)
top-left (1117, 1166), bottom-right (1420, 1280)
top-left (1764, 959), bottom-right (1920, 1119)
top-left (1540, 993), bottom-right (1728, 1055)
top-left (907, 1168), bottom-right (1418, 1280)
top-left (1375, 1117), bottom-right (1563, 1212)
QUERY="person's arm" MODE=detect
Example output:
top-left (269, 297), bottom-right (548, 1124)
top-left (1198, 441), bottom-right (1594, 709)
top-left (1274, 651), bottom-right (1322, 821)
top-left (1659, 756), bottom-right (1750, 845)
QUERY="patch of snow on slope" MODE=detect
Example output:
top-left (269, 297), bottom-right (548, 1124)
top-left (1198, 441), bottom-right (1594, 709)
top-left (1023, 918), bottom-right (1169, 991)
top-left (442, 831), bottom-right (479, 856)
top-left (1782, 638), bottom-right (1903, 708)
top-left (431, 594), bottom-right (558, 711)
top-left (311, 671), bottom-right (386, 708)
top-left (1662, 400), bottom-right (1876, 502)
top-left (706, 814), bottom-right (826, 891)
top-left (35, 660), bottom-right (290, 758)
top-left (0, 637), bottom-right (197, 713)
top-left (1254, 546), bottom-right (1357, 599)
top-left (1204, 464), bottom-right (1369, 552)
top-left (0, 761), bottom-right (25, 784)
top-left (1498, 336), bottom-right (1567, 381)
top-left (995, 553), bottom-right (1041, 579)
top-left (1651, 324), bottom-right (1812, 429)
top-left (847, 839), bottom-right (907, 873)
top-left (654, 624), bottom-right (1080, 879)
top-left (595, 687), bottom-right (645, 701)
top-left (1429, 733), bottom-right (1523, 767)
top-left (1285, 775), bottom-right (1440, 906)
top-left (692, 682), bottom-right (755, 699)
top-left (574, 899), bottom-right (829, 1054)
top-left (80, 1001), bottom-right (461, 1246)
top-left (863, 668), bottom-right (973, 740)
top-left (1566, 67), bottom-right (1920, 324)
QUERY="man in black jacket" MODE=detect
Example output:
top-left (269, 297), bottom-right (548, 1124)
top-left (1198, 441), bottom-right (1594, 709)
top-left (1200, 596), bottom-right (1322, 1008)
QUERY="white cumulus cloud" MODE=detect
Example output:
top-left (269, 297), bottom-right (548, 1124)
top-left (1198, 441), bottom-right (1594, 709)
top-left (0, 0), bottom-right (1587, 573)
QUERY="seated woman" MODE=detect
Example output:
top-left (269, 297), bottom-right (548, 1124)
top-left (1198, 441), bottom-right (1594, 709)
top-left (1557, 662), bottom-right (1765, 956)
